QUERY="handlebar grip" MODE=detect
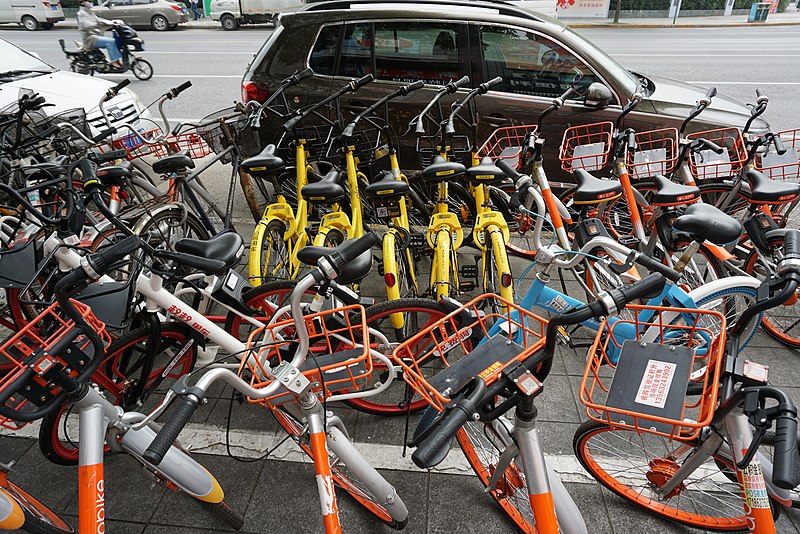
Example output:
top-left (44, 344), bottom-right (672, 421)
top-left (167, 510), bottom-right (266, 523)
top-left (631, 253), bottom-right (682, 282)
top-left (496, 159), bottom-right (521, 181)
top-left (86, 235), bottom-right (141, 277)
top-left (756, 88), bottom-right (764, 98)
top-left (480, 76), bottom-right (503, 93)
top-left (92, 127), bottom-right (117, 143)
top-left (782, 229), bottom-right (800, 262)
top-left (696, 138), bottom-right (724, 155)
top-left (294, 67), bottom-right (313, 83)
top-left (412, 401), bottom-right (474, 468)
top-left (324, 232), bottom-right (380, 277)
top-left (158, 251), bottom-right (227, 274)
top-left (143, 395), bottom-right (200, 466)
top-left (76, 159), bottom-right (98, 182)
top-left (773, 135), bottom-right (787, 156)
top-left (168, 81), bottom-right (192, 99)
top-left (771, 411), bottom-right (800, 489)
top-left (107, 79), bottom-right (130, 97)
top-left (402, 80), bottom-right (425, 95)
top-left (604, 273), bottom-right (667, 315)
top-left (449, 75), bottom-right (470, 93)
top-left (90, 148), bottom-right (128, 164)
top-left (351, 74), bottom-right (374, 90)
top-left (705, 87), bottom-right (717, 99)
top-left (282, 115), bottom-right (300, 132)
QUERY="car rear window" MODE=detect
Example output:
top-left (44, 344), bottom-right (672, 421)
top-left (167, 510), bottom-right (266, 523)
top-left (479, 25), bottom-right (597, 99)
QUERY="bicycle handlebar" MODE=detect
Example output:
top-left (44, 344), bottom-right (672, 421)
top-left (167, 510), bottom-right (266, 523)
top-left (444, 77), bottom-right (502, 134)
top-left (143, 391), bottom-right (200, 465)
top-left (679, 86), bottom-right (716, 136)
top-left (771, 401), bottom-right (800, 489)
top-left (282, 74), bottom-right (374, 132)
top-left (414, 76), bottom-right (469, 134)
top-left (342, 80), bottom-right (426, 137)
top-left (536, 86), bottom-right (576, 130)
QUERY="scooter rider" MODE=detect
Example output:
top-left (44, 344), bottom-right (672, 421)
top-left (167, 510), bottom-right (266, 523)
top-left (77, 0), bottom-right (123, 70)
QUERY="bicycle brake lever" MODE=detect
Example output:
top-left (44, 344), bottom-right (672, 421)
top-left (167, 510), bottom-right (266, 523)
top-left (737, 425), bottom-right (767, 470)
top-left (129, 388), bottom-right (177, 430)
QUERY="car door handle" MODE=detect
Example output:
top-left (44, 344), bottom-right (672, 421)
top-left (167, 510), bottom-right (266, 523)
top-left (485, 115), bottom-right (509, 127)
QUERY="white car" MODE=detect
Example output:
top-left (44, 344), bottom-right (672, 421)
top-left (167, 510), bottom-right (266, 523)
top-left (0, 37), bottom-right (151, 137)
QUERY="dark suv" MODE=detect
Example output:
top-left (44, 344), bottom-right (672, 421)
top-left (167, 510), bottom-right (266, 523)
top-left (241, 0), bottom-right (766, 178)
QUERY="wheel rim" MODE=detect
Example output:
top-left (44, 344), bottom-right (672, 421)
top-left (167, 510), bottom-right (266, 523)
top-left (261, 226), bottom-right (290, 283)
top-left (153, 16), bottom-right (167, 29)
top-left (132, 60), bottom-right (152, 80)
top-left (575, 424), bottom-right (749, 531)
top-left (457, 421), bottom-right (536, 533)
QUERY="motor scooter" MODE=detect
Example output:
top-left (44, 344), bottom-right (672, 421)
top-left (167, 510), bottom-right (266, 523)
top-left (59, 22), bottom-right (153, 81)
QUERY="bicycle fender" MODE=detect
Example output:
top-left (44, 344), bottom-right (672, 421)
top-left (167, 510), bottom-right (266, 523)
top-left (0, 488), bottom-right (23, 530)
top-left (120, 424), bottom-right (224, 503)
top-left (264, 202), bottom-right (297, 238)
top-left (426, 213), bottom-right (464, 249)
top-left (472, 211), bottom-right (510, 249)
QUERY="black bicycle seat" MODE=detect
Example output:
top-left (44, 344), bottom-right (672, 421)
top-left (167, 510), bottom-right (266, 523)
top-left (301, 169), bottom-right (344, 204)
top-left (466, 157), bottom-right (505, 185)
top-left (297, 239), bottom-right (372, 285)
top-left (152, 152), bottom-right (195, 175)
top-left (241, 144), bottom-right (284, 176)
top-left (650, 174), bottom-right (700, 206)
top-left (747, 170), bottom-right (800, 204)
top-left (95, 161), bottom-right (132, 187)
top-left (21, 155), bottom-right (69, 178)
top-left (174, 231), bottom-right (244, 272)
top-left (365, 171), bottom-right (410, 199)
top-left (421, 156), bottom-right (466, 183)
top-left (672, 203), bottom-right (742, 245)
top-left (572, 169), bottom-right (622, 205)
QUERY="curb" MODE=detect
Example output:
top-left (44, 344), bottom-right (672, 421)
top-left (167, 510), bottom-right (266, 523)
top-left (568, 20), bottom-right (800, 28)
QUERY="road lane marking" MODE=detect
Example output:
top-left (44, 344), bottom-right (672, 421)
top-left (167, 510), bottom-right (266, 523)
top-left (102, 74), bottom-right (241, 78)
top-left (687, 81), bottom-right (800, 85)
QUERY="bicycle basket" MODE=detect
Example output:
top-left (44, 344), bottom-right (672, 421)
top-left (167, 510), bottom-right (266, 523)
top-left (756, 128), bottom-right (800, 182)
top-left (197, 107), bottom-right (259, 164)
top-left (238, 304), bottom-right (372, 407)
top-left (0, 300), bottom-right (111, 429)
top-left (627, 128), bottom-right (679, 180)
top-left (416, 134), bottom-right (472, 168)
top-left (686, 127), bottom-right (747, 181)
top-left (103, 127), bottom-right (164, 161)
top-left (477, 124), bottom-right (538, 170)
top-left (150, 131), bottom-right (212, 160)
top-left (391, 293), bottom-right (547, 411)
top-left (579, 304), bottom-right (726, 441)
top-left (560, 122), bottom-right (614, 173)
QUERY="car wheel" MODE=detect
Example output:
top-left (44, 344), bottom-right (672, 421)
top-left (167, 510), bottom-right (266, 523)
top-left (21, 15), bottom-right (39, 30)
top-left (220, 13), bottom-right (238, 30)
top-left (151, 14), bottom-right (169, 31)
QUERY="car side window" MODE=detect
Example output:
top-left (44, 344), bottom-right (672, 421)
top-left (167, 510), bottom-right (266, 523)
top-left (372, 22), bottom-right (464, 85)
top-left (479, 26), bottom-right (596, 99)
top-left (337, 23), bottom-right (373, 78)
top-left (309, 24), bottom-right (341, 76)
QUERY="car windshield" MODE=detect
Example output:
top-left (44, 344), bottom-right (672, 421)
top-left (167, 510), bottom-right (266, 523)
top-left (560, 25), bottom-right (639, 96)
top-left (0, 40), bottom-right (56, 79)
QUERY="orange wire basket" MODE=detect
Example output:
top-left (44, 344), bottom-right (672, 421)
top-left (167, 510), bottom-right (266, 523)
top-left (477, 124), bottom-right (538, 169)
top-left (579, 304), bottom-right (726, 441)
top-left (151, 132), bottom-right (212, 160)
top-left (105, 127), bottom-right (165, 160)
top-left (755, 128), bottom-right (800, 182)
top-left (559, 121), bottom-right (614, 173)
top-left (686, 127), bottom-right (747, 181)
top-left (627, 128), bottom-right (679, 180)
top-left (0, 300), bottom-right (111, 430)
top-left (237, 304), bottom-right (372, 408)
top-left (391, 293), bottom-right (547, 411)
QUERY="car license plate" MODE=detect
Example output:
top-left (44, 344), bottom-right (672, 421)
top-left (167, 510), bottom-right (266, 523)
top-left (51, 5), bottom-right (58, 9)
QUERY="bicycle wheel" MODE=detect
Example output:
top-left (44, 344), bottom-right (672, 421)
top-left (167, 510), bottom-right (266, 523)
top-left (457, 419), bottom-right (536, 533)
top-left (690, 282), bottom-right (760, 351)
top-left (135, 205), bottom-right (211, 254)
top-left (562, 182), bottom-right (657, 240)
top-left (346, 298), bottom-right (455, 416)
top-left (270, 407), bottom-right (407, 529)
top-left (698, 182), bottom-right (752, 221)
top-left (0, 474), bottom-right (74, 533)
top-left (38, 324), bottom-right (197, 465)
top-left (224, 279), bottom-right (316, 342)
top-left (251, 220), bottom-right (292, 285)
top-left (744, 239), bottom-right (800, 348)
top-left (671, 243), bottom-right (727, 291)
top-left (573, 420), bottom-right (762, 532)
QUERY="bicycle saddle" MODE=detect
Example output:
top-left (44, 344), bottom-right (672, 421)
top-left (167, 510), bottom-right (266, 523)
top-left (301, 168), bottom-right (344, 204)
top-left (650, 174), bottom-right (700, 206)
top-left (421, 156), bottom-right (466, 183)
top-left (746, 170), bottom-right (800, 204)
top-left (21, 155), bottom-right (69, 178)
top-left (241, 144), bottom-right (284, 175)
top-left (152, 151), bottom-right (195, 175)
top-left (672, 203), bottom-right (742, 246)
top-left (365, 171), bottom-right (409, 199)
top-left (95, 160), bottom-right (132, 187)
top-left (173, 231), bottom-right (244, 273)
top-left (572, 169), bottom-right (622, 204)
top-left (466, 156), bottom-right (505, 185)
top-left (296, 239), bottom-right (372, 285)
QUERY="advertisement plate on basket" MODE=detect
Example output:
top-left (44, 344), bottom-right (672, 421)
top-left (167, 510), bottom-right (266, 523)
top-left (433, 327), bottom-right (472, 358)
top-left (634, 360), bottom-right (676, 409)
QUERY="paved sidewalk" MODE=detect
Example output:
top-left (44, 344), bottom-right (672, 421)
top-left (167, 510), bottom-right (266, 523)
top-left (566, 8), bottom-right (800, 27)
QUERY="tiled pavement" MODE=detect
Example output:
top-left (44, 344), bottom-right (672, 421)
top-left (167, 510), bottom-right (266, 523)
top-left (4, 193), bottom-right (800, 533)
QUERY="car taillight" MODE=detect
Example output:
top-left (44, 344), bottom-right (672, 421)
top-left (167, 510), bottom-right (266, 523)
top-left (241, 81), bottom-right (269, 103)
top-left (169, 4), bottom-right (182, 10)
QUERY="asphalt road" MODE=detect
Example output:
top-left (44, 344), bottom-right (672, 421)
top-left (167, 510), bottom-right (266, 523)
top-left (1, 24), bottom-right (797, 130)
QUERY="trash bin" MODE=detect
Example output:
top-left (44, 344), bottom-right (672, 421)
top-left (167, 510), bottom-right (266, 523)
top-left (748, 2), bottom-right (770, 22)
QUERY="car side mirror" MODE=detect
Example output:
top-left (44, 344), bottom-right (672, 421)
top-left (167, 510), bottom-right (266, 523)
top-left (583, 82), bottom-right (614, 110)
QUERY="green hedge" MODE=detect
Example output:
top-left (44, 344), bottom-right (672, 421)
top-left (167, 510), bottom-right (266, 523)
top-left (61, 0), bottom-right (81, 8)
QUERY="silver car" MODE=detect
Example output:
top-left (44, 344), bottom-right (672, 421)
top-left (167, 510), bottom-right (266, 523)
top-left (93, 0), bottom-right (188, 31)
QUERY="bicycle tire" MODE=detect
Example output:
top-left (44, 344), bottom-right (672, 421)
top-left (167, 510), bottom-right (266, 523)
top-left (456, 419), bottom-right (536, 533)
top-left (200, 500), bottom-right (245, 530)
top-left (698, 182), bottom-right (752, 221)
top-left (0, 475), bottom-right (74, 533)
top-left (382, 230), bottom-right (416, 300)
top-left (346, 298), bottom-right (454, 416)
top-left (690, 282), bottom-right (760, 351)
top-left (270, 407), bottom-right (407, 529)
top-left (566, 182), bottom-right (657, 240)
top-left (743, 238), bottom-right (800, 348)
top-left (251, 219), bottom-right (292, 285)
top-left (573, 419), bottom-right (777, 532)
top-left (224, 279), bottom-right (315, 341)
top-left (135, 205), bottom-right (211, 253)
top-left (38, 324), bottom-right (197, 465)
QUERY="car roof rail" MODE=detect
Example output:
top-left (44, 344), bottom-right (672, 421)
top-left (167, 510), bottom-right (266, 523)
top-left (302, 0), bottom-right (544, 23)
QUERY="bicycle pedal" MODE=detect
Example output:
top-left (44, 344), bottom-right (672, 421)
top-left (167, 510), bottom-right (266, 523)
top-left (409, 232), bottom-right (427, 250)
top-left (460, 264), bottom-right (478, 280)
top-left (459, 281), bottom-right (477, 292)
